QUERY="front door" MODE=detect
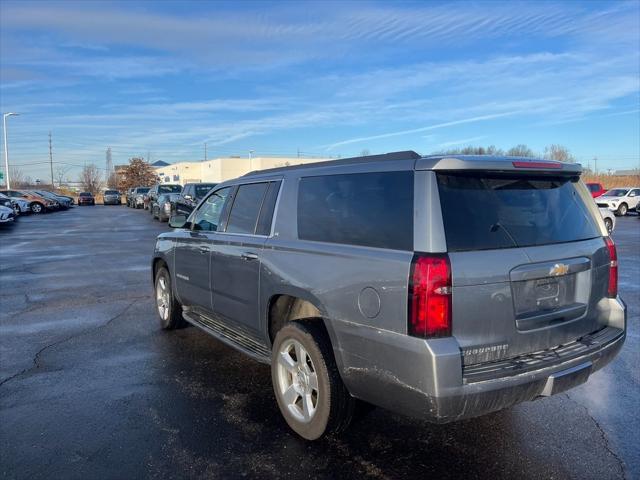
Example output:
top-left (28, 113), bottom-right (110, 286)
top-left (174, 187), bottom-right (232, 311)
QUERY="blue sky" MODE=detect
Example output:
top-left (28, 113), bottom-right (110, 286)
top-left (1, 0), bottom-right (639, 182)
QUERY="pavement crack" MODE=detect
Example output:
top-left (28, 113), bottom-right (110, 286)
top-left (564, 392), bottom-right (627, 479)
top-left (0, 299), bottom-right (140, 389)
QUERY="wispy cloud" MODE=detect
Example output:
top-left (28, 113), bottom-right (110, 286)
top-left (325, 113), bottom-right (513, 150)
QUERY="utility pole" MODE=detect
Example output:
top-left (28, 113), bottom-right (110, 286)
top-left (147, 150), bottom-right (151, 163)
top-left (594, 157), bottom-right (598, 174)
top-left (49, 131), bottom-right (54, 188)
top-left (204, 143), bottom-right (207, 162)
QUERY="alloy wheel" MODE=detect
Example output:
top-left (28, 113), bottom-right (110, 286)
top-left (276, 339), bottom-right (320, 423)
top-left (156, 275), bottom-right (170, 321)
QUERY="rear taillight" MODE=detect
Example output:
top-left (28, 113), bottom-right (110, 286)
top-left (604, 237), bottom-right (618, 298)
top-left (408, 254), bottom-right (452, 338)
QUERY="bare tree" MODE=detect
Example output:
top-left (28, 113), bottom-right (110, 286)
top-left (119, 157), bottom-right (158, 190)
top-left (80, 164), bottom-right (103, 194)
top-left (55, 165), bottom-right (71, 187)
top-left (360, 149), bottom-right (371, 157)
top-left (9, 167), bottom-right (26, 187)
top-left (544, 144), bottom-right (575, 163)
top-left (506, 144), bottom-right (535, 157)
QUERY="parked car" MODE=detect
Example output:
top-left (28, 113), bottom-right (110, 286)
top-left (0, 204), bottom-right (16, 224)
top-left (596, 187), bottom-right (640, 216)
top-left (0, 193), bottom-right (15, 212)
top-left (172, 182), bottom-right (217, 217)
top-left (0, 193), bottom-right (28, 216)
top-left (32, 190), bottom-right (71, 209)
top-left (599, 208), bottom-right (615, 234)
top-left (147, 184), bottom-right (182, 214)
top-left (585, 182), bottom-right (606, 198)
top-left (103, 190), bottom-right (122, 205)
top-left (0, 204), bottom-right (16, 223)
top-left (130, 187), bottom-right (150, 208)
top-left (0, 189), bottom-right (57, 213)
top-left (152, 193), bottom-right (181, 222)
top-left (152, 152), bottom-right (626, 440)
top-left (77, 192), bottom-right (95, 206)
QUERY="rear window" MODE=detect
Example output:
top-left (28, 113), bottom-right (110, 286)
top-left (587, 184), bottom-right (600, 192)
top-left (437, 173), bottom-right (601, 252)
top-left (104, 190), bottom-right (119, 195)
top-left (226, 183), bottom-right (269, 234)
top-left (79, 192), bottom-right (92, 197)
top-left (195, 184), bottom-right (216, 199)
top-left (137, 188), bottom-right (150, 194)
top-left (158, 185), bottom-right (182, 194)
top-left (297, 171), bottom-right (413, 251)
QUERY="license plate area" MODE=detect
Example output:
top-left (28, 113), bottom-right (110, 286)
top-left (510, 258), bottom-right (591, 331)
top-left (514, 274), bottom-right (577, 316)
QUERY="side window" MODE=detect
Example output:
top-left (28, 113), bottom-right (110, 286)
top-left (225, 183), bottom-right (269, 234)
top-left (629, 189), bottom-right (640, 197)
top-left (256, 181), bottom-right (282, 236)
top-left (191, 187), bottom-right (231, 232)
top-left (297, 171), bottom-right (414, 250)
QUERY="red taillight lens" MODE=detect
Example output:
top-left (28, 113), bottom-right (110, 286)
top-left (408, 254), bottom-right (452, 338)
top-left (604, 237), bottom-right (618, 298)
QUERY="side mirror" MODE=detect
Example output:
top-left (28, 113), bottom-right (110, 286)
top-left (168, 214), bottom-right (188, 229)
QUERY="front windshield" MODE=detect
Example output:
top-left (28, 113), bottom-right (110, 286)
top-left (605, 189), bottom-right (628, 197)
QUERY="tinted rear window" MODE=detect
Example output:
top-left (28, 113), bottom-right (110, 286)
top-left (226, 183), bottom-right (269, 234)
top-left (137, 188), bottom-right (150, 194)
top-left (437, 173), bottom-right (601, 252)
top-left (158, 185), bottom-right (182, 194)
top-left (297, 171), bottom-right (413, 251)
top-left (587, 184), bottom-right (599, 192)
top-left (104, 190), bottom-right (119, 195)
top-left (79, 192), bottom-right (92, 197)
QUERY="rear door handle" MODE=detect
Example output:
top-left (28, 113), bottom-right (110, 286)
top-left (241, 252), bottom-right (258, 261)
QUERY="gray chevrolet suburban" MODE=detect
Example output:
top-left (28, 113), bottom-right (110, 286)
top-left (152, 151), bottom-right (626, 440)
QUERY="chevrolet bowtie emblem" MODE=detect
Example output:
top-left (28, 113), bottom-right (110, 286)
top-left (549, 263), bottom-right (570, 276)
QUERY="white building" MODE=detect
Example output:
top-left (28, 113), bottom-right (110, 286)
top-left (154, 156), bottom-right (329, 185)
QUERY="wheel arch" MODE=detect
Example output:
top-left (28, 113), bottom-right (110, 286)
top-left (266, 291), bottom-right (345, 373)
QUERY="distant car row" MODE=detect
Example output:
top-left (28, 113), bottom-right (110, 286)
top-left (0, 189), bottom-right (75, 225)
top-left (125, 182), bottom-right (218, 222)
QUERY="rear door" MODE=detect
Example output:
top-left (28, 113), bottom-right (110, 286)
top-left (210, 180), bottom-right (281, 335)
top-left (436, 171), bottom-right (608, 364)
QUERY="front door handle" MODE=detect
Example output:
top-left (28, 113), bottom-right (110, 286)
top-left (241, 252), bottom-right (258, 261)
top-left (199, 246), bottom-right (209, 254)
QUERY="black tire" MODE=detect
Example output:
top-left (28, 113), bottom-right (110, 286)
top-left (604, 218), bottom-right (613, 234)
top-left (154, 266), bottom-right (185, 330)
top-left (615, 203), bottom-right (627, 216)
top-left (30, 202), bottom-right (44, 214)
top-left (271, 321), bottom-right (355, 440)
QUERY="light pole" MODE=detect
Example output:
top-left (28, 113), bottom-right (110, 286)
top-left (3, 112), bottom-right (20, 189)
top-left (249, 149), bottom-right (254, 171)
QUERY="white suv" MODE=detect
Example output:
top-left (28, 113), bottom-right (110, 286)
top-left (596, 187), bottom-right (640, 216)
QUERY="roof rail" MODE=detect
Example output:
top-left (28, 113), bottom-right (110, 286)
top-left (243, 150), bottom-right (421, 177)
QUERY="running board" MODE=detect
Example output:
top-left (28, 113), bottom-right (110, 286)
top-left (182, 309), bottom-right (271, 364)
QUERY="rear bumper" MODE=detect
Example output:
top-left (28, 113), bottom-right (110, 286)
top-left (333, 297), bottom-right (626, 423)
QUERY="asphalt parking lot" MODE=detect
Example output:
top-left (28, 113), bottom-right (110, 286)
top-left (1, 206), bottom-right (638, 480)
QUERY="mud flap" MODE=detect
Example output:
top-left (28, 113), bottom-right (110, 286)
top-left (540, 361), bottom-right (592, 396)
